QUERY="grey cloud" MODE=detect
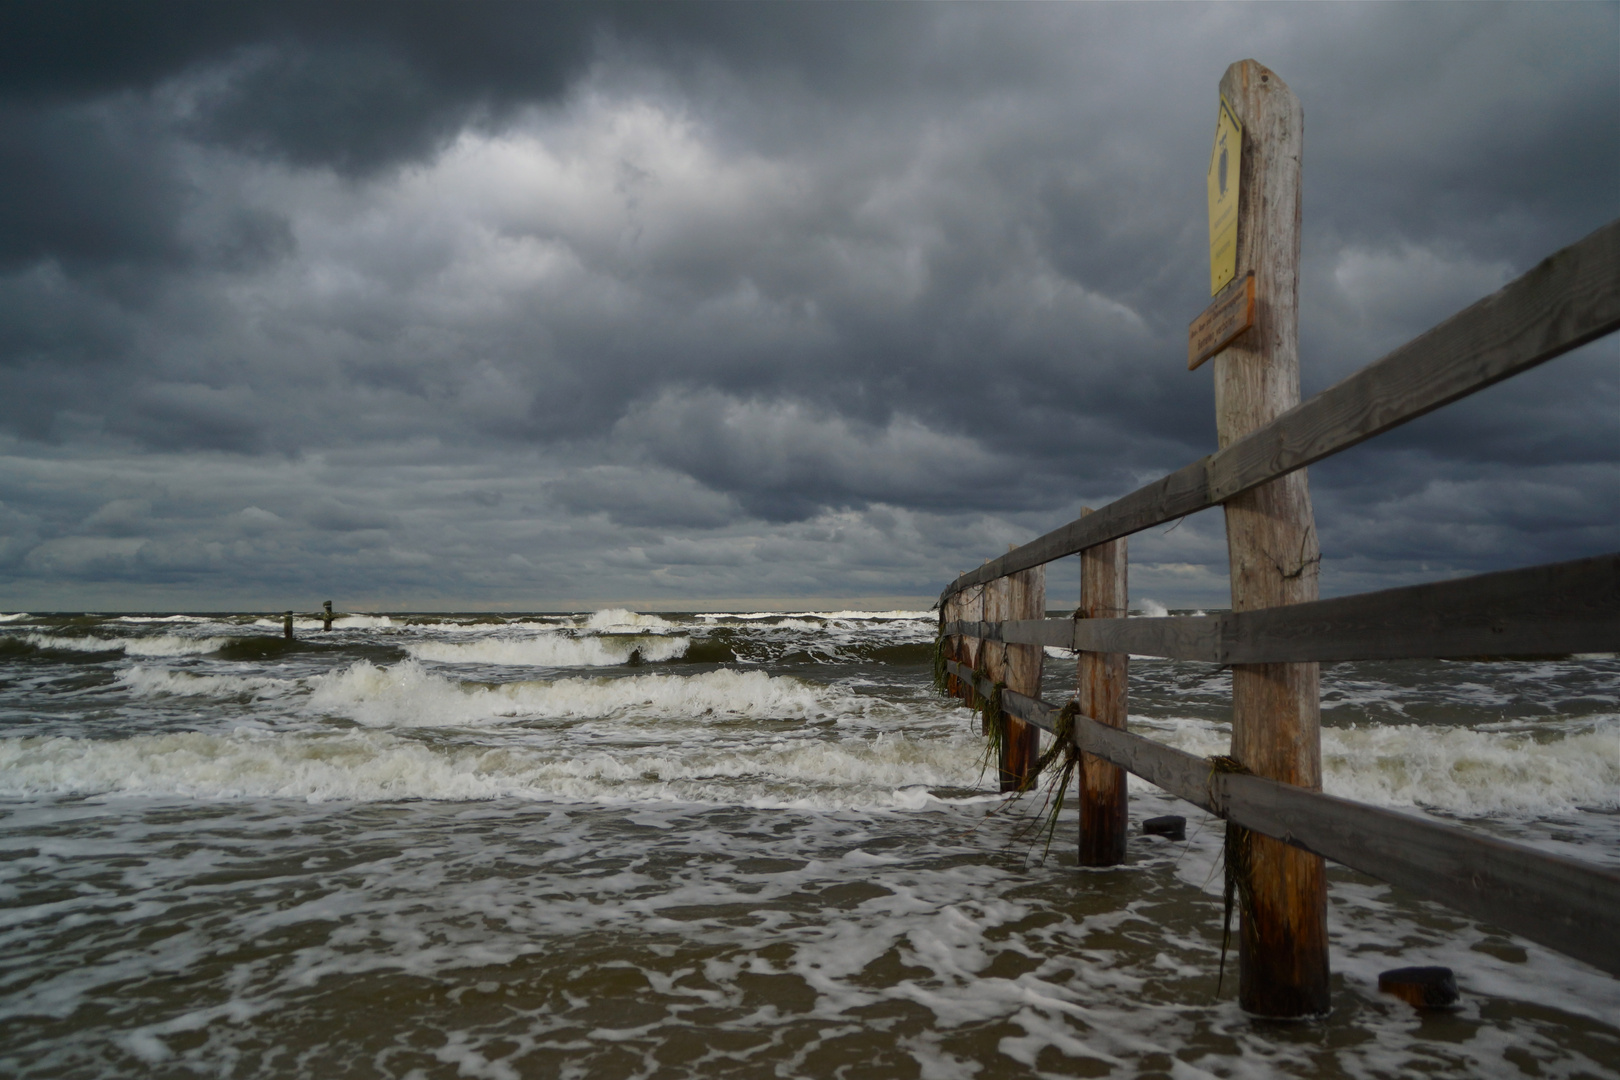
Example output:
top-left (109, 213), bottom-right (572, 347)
top-left (305, 498), bottom-right (398, 533)
top-left (0, 4), bottom-right (1612, 609)
top-left (548, 466), bottom-right (742, 529)
top-left (81, 498), bottom-right (154, 537)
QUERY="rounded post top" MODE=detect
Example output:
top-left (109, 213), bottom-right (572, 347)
top-left (1219, 60), bottom-right (1300, 120)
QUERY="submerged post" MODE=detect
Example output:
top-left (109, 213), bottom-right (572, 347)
top-left (1212, 59), bottom-right (1329, 1017)
top-left (1077, 508), bottom-right (1129, 865)
top-left (283, 611), bottom-right (294, 640)
top-left (322, 600), bottom-right (334, 631)
top-left (1002, 561), bottom-right (1044, 790)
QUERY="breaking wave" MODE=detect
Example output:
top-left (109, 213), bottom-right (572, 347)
top-left (1132, 714), bottom-right (1620, 816)
top-left (405, 633), bottom-right (689, 668)
top-left (19, 633), bottom-right (230, 657)
top-left (307, 661), bottom-right (850, 728)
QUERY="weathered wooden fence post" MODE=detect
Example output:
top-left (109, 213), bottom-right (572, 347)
top-left (981, 571), bottom-right (1010, 746)
top-left (956, 582), bottom-right (984, 703)
top-left (1003, 562), bottom-right (1045, 789)
top-left (1077, 508), bottom-right (1129, 864)
top-left (1213, 59), bottom-right (1329, 1017)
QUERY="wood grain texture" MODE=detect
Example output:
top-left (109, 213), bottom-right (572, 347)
top-left (1214, 59), bottom-right (1328, 1018)
top-left (981, 575), bottom-right (1009, 751)
top-left (936, 217), bottom-right (1620, 609)
top-left (1189, 273), bottom-right (1256, 370)
top-left (1002, 563), bottom-right (1045, 790)
top-left (942, 660), bottom-right (1620, 977)
top-left (1077, 510), bottom-right (1129, 866)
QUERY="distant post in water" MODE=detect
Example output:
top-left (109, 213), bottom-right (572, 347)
top-left (1209, 59), bottom-right (1329, 1017)
top-left (1077, 508), bottom-right (1128, 865)
top-left (322, 600), bottom-right (334, 632)
top-left (283, 611), bottom-right (294, 640)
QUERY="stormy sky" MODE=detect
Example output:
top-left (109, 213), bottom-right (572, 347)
top-left (0, 1), bottom-right (1615, 612)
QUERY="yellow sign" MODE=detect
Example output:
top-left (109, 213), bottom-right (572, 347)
top-left (1207, 94), bottom-right (1242, 295)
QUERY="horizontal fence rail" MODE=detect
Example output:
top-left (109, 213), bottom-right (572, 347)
top-left (946, 552), bottom-right (1620, 664)
top-left (943, 660), bottom-right (1620, 978)
top-left (940, 218), bottom-right (1620, 606)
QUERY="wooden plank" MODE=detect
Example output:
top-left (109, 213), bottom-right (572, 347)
top-left (1224, 552), bottom-right (1620, 662)
top-left (942, 660), bottom-right (1620, 977)
top-left (1078, 509), bottom-right (1129, 866)
top-left (1215, 774), bottom-right (1620, 978)
top-left (946, 552), bottom-right (1620, 664)
top-left (1189, 273), bottom-right (1255, 370)
top-left (1206, 216), bottom-right (1620, 504)
top-left (937, 217), bottom-right (1620, 608)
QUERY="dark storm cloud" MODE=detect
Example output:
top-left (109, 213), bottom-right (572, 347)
top-left (0, 2), bottom-right (1614, 609)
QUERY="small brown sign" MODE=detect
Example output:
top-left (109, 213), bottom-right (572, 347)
top-left (1187, 272), bottom-right (1255, 370)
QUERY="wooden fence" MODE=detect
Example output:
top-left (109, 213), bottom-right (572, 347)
top-left (935, 59), bottom-right (1620, 1018)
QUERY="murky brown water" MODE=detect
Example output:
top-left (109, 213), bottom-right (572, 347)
top-left (1, 610), bottom-right (1615, 1077)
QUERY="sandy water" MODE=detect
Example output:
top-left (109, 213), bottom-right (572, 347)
top-left (0, 609), bottom-right (1616, 1078)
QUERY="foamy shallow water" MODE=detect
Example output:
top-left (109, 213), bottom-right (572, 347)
top-left (0, 610), bottom-right (1617, 1078)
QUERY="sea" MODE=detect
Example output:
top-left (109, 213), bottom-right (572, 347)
top-left (0, 608), bottom-right (1616, 1078)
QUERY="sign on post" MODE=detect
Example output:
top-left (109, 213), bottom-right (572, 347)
top-left (1207, 95), bottom-right (1242, 295)
top-left (1187, 272), bottom-right (1254, 370)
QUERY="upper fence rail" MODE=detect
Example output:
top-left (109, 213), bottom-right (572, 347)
top-left (939, 218), bottom-right (1620, 605)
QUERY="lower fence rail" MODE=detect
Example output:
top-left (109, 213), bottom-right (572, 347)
top-left (943, 659), bottom-right (1620, 977)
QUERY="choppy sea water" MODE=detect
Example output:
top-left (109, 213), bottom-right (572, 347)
top-left (0, 608), bottom-right (1616, 1079)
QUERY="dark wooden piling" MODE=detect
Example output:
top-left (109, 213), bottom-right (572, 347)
top-left (322, 600), bottom-right (334, 632)
top-left (283, 611), bottom-right (294, 640)
top-left (1001, 561), bottom-right (1044, 790)
top-left (1077, 508), bottom-right (1129, 865)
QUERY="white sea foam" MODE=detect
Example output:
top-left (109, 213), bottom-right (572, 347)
top-left (1131, 713), bottom-right (1620, 816)
top-left (332, 614), bottom-right (396, 629)
top-left (22, 633), bottom-right (229, 657)
top-left (308, 661), bottom-right (844, 728)
top-left (0, 613), bottom-right (29, 622)
top-left (0, 724), bottom-right (981, 809)
top-left (698, 610), bottom-right (931, 622)
top-left (248, 614), bottom-right (397, 631)
top-left (802, 610), bottom-right (933, 621)
top-left (581, 608), bottom-right (678, 632)
top-left (405, 633), bottom-right (689, 668)
top-left (1322, 719), bottom-right (1620, 815)
top-left (117, 666), bottom-right (296, 700)
top-left (110, 615), bottom-right (211, 624)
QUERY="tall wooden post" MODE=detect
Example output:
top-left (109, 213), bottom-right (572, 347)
top-left (1077, 508), bottom-right (1129, 865)
top-left (1213, 59), bottom-right (1329, 1017)
top-left (1002, 562), bottom-right (1045, 790)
